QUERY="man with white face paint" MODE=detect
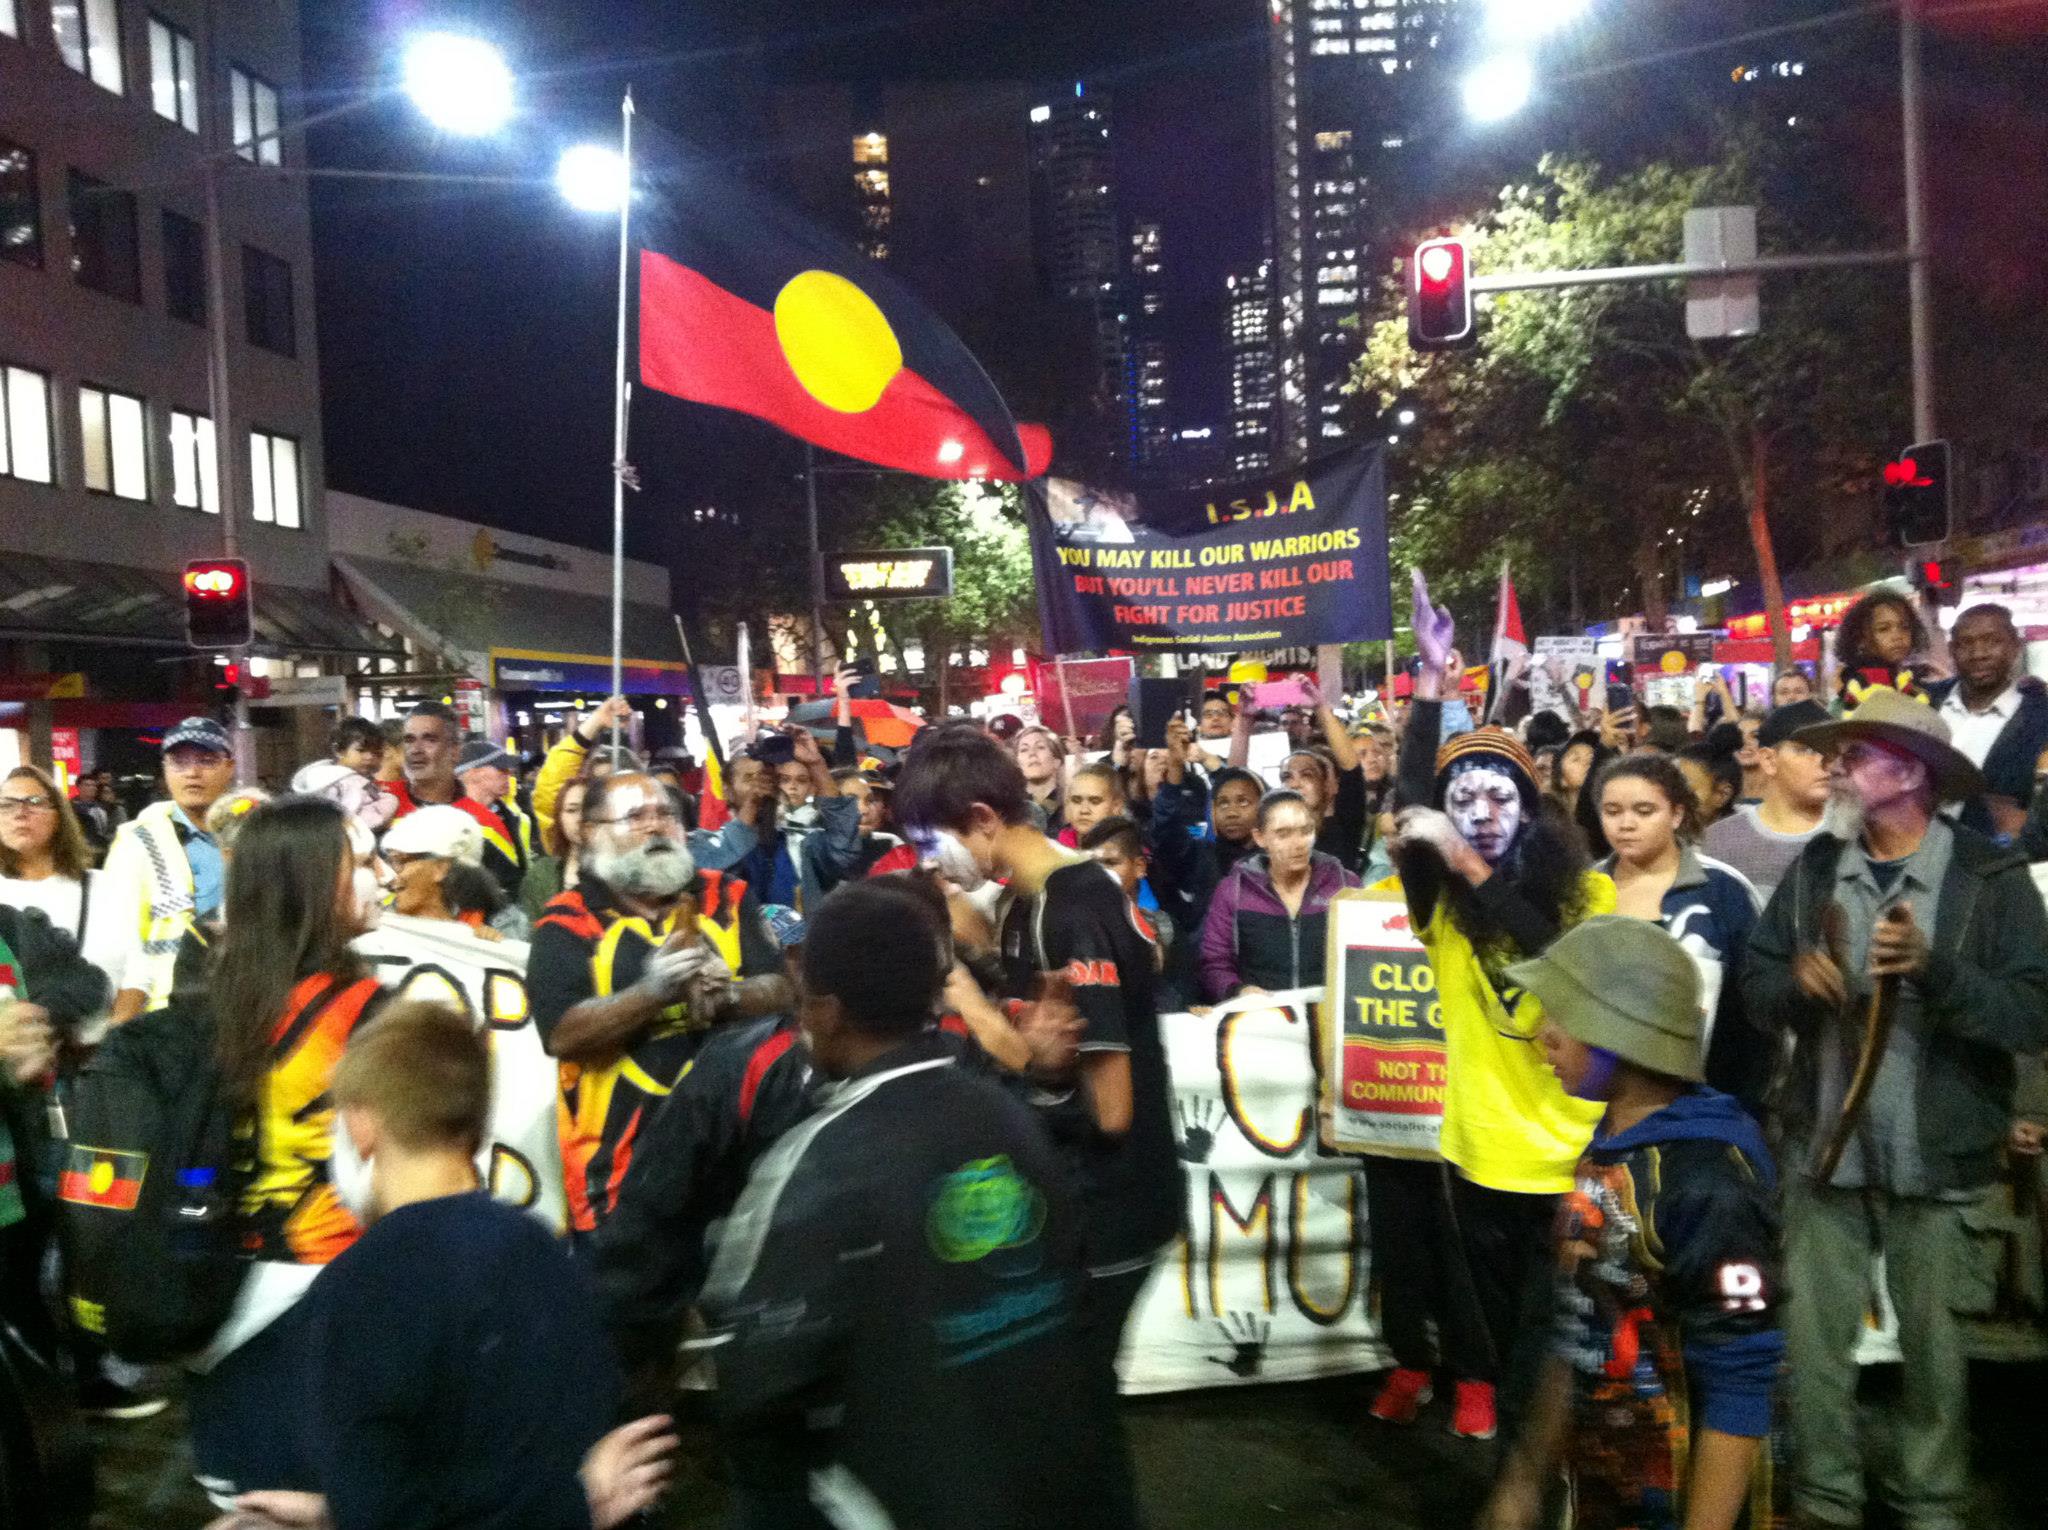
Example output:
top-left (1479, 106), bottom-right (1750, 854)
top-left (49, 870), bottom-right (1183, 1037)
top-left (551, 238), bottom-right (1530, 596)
top-left (529, 771), bottom-right (787, 1241)
top-left (1382, 570), bottom-right (1616, 1446)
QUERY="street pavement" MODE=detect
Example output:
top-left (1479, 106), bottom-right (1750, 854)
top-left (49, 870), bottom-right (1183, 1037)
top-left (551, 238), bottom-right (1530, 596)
top-left (89, 1363), bottom-right (2047, 1528)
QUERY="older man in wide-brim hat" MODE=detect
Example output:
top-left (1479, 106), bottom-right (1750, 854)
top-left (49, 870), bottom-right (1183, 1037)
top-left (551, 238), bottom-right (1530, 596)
top-left (1743, 686), bottom-right (2048, 1530)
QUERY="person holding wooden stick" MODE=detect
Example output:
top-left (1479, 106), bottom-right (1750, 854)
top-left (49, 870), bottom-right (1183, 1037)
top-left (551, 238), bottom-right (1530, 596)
top-left (1743, 686), bottom-right (2048, 1530)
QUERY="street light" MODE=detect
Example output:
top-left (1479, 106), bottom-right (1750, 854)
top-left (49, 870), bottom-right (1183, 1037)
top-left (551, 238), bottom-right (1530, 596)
top-left (1463, 54), bottom-right (1535, 124)
top-left (1483, 0), bottom-right (1590, 42)
top-left (556, 144), bottom-right (629, 213)
top-left (401, 32), bottom-right (516, 137)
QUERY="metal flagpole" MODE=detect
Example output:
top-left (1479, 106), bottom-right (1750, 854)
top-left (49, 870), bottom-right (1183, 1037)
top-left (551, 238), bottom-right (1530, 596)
top-left (610, 90), bottom-right (637, 757)
top-left (806, 444), bottom-right (827, 693)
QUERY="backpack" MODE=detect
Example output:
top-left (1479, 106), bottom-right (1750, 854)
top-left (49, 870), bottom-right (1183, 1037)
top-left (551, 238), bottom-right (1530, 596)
top-left (56, 998), bottom-right (247, 1364)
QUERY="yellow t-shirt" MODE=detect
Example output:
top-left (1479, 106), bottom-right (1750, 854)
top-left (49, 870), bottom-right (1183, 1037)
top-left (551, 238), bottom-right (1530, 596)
top-left (1420, 870), bottom-right (1614, 1196)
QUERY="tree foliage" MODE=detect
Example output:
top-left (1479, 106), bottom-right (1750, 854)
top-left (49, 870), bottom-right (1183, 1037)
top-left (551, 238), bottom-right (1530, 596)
top-left (1352, 127), bottom-right (1911, 639)
top-left (674, 468), bottom-right (1035, 708)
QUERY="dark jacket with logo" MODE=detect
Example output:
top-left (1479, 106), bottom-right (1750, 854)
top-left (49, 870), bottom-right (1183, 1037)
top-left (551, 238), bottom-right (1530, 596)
top-left (1924, 675), bottom-right (2048, 839)
top-left (701, 1033), bottom-right (1134, 1530)
top-left (1554, 1088), bottom-right (1784, 1529)
top-left (1197, 851), bottom-right (1361, 1000)
top-left (1742, 824), bottom-right (2048, 1191)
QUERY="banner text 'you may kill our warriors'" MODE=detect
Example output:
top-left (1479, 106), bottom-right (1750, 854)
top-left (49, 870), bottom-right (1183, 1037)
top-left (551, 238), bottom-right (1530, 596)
top-left (1026, 447), bottom-right (1393, 653)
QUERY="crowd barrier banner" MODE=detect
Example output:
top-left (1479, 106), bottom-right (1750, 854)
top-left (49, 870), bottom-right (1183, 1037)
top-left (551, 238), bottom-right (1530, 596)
top-left (353, 914), bottom-right (567, 1232)
top-left (1026, 447), bottom-right (1392, 655)
top-left (1321, 890), bottom-right (1446, 1159)
top-left (1120, 989), bottom-right (1390, 1394)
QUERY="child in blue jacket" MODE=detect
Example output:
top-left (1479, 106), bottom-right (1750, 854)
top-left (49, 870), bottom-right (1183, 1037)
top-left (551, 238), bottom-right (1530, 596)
top-left (1481, 916), bottom-right (1784, 1530)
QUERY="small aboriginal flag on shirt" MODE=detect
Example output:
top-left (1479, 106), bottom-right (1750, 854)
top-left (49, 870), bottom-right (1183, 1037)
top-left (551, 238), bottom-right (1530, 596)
top-left (59, 1146), bottom-right (147, 1211)
top-left (632, 122), bottom-right (1052, 482)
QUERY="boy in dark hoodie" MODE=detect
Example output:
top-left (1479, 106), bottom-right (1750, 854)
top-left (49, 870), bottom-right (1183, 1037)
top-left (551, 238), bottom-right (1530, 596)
top-left (1480, 915), bottom-right (1784, 1530)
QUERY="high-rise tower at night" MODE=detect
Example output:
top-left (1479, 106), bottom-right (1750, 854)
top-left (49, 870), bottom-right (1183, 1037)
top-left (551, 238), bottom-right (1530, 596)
top-left (1258, 0), bottom-right (1475, 466)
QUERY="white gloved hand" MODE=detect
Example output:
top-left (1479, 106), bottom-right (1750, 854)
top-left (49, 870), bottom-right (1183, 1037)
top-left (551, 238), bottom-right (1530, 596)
top-left (1392, 806), bottom-right (1466, 862)
top-left (639, 941), bottom-right (715, 1004)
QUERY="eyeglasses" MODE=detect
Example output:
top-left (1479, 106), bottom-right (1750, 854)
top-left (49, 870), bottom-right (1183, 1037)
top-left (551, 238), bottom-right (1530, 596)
top-left (0, 794), bottom-right (56, 815)
top-left (589, 805), bottom-right (681, 830)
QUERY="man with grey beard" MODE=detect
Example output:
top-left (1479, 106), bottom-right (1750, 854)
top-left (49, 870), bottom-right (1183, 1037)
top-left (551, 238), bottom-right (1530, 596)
top-left (1745, 688), bottom-right (2048, 1530)
top-left (530, 771), bottom-right (786, 1241)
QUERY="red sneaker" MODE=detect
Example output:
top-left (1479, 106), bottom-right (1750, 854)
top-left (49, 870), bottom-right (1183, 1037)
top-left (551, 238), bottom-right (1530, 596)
top-left (1367, 1367), bottom-right (1433, 1425)
top-left (1450, 1380), bottom-right (1497, 1440)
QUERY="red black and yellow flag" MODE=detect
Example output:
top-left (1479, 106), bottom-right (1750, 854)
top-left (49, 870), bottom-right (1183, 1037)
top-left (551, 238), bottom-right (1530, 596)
top-left (633, 133), bottom-right (1052, 482)
top-left (59, 1146), bottom-right (147, 1212)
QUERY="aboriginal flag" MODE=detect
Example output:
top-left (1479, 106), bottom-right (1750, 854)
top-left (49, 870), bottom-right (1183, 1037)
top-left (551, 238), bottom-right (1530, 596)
top-left (633, 128), bottom-right (1052, 482)
top-left (59, 1146), bottom-right (146, 1211)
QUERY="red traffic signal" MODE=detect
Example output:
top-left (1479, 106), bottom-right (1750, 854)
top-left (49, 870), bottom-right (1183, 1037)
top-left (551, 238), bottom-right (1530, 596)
top-left (1408, 236), bottom-right (1476, 351)
top-left (1881, 440), bottom-right (1951, 549)
top-left (183, 558), bottom-right (252, 649)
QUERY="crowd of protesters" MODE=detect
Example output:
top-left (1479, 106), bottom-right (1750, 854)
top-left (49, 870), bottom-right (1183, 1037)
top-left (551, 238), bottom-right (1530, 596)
top-left (2, 573), bottom-right (2047, 1530)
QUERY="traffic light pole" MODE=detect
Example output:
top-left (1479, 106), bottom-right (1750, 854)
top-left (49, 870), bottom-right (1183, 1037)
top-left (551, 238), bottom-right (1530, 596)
top-left (1465, 246), bottom-right (1914, 296)
top-left (200, 0), bottom-right (253, 778)
top-left (1900, 5), bottom-right (1936, 443)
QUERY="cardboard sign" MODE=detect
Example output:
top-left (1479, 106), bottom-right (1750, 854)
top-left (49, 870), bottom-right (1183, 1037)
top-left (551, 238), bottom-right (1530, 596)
top-left (1532, 636), bottom-right (1599, 715)
top-left (1319, 890), bottom-right (1445, 1159)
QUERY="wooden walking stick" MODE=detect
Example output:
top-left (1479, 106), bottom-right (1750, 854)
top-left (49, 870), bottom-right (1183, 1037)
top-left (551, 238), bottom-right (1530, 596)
top-left (1813, 904), bottom-right (1909, 1184)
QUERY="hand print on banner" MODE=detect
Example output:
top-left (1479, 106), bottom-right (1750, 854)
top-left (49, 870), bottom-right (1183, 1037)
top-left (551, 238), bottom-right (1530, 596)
top-left (1175, 1095), bottom-right (1225, 1165)
top-left (1208, 1310), bottom-right (1273, 1379)
top-left (1122, 991), bottom-right (1388, 1395)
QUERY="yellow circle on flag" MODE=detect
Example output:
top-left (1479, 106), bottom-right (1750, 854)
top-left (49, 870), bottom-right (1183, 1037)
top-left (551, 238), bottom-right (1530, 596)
top-left (773, 270), bottom-right (903, 413)
top-left (90, 1159), bottom-right (115, 1195)
top-left (1660, 651), bottom-right (1687, 675)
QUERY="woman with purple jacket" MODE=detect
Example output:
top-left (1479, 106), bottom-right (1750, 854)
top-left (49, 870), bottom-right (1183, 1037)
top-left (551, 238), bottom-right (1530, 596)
top-left (1197, 792), bottom-right (1360, 1000)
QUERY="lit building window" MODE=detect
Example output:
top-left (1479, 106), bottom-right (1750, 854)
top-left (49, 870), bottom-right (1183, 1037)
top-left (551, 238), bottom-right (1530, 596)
top-left (54, 0), bottom-right (124, 95)
top-left (249, 429), bottom-right (302, 528)
top-left (79, 384), bottom-right (149, 500)
top-left (0, 363), bottom-right (54, 484)
top-left (148, 15), bottom-right (201, 132)
top-left (168, 410), bottom-right (218, 513)
top-left (231, 68), bottom-right (282, 166)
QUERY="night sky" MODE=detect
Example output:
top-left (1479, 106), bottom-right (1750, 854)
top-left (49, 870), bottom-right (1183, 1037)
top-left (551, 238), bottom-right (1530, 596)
top-left (302, 2), bottom-right (2048, 567)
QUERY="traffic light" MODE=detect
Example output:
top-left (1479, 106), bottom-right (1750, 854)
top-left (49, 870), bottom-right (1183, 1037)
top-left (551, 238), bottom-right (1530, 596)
top-left (1911, 556), bottom-right (1960, 605)
top-left (1881, 440), bottom-right (1952, 548)
top-left (183, 558), bottom-right (252, 649)
top-left (1408, 237), bottom-right (1475, 351)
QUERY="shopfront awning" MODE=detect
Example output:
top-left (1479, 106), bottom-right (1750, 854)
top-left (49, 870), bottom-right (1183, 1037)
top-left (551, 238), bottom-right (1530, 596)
top-left (0, 552), bottom-right (402, 658)
top-left (333, 556), bottom-right (692, 695)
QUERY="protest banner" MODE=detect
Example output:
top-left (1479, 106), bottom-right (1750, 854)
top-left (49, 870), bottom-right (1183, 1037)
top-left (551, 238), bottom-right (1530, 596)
top-left (1320, 891), bottom-right (1445, 1159)
top-left (1120, 991), bottom-right (1389, 1393)
top-left (1027, 448), bottom-right (1392, 654)
top-left (353, 914), bottom-right (567, 1232)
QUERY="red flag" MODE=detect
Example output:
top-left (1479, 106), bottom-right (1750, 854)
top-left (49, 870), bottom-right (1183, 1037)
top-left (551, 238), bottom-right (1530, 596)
top-left (1490, 561), bottom-right (1528, 665)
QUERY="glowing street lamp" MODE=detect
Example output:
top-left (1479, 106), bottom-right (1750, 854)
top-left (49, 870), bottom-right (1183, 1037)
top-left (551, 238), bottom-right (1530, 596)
top-left (401, 32), bottom-right (515, 137)
top-left (556, 143), bottom-right (629, 213)
top-left (1462, 54), bottom-right (1534, 124)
